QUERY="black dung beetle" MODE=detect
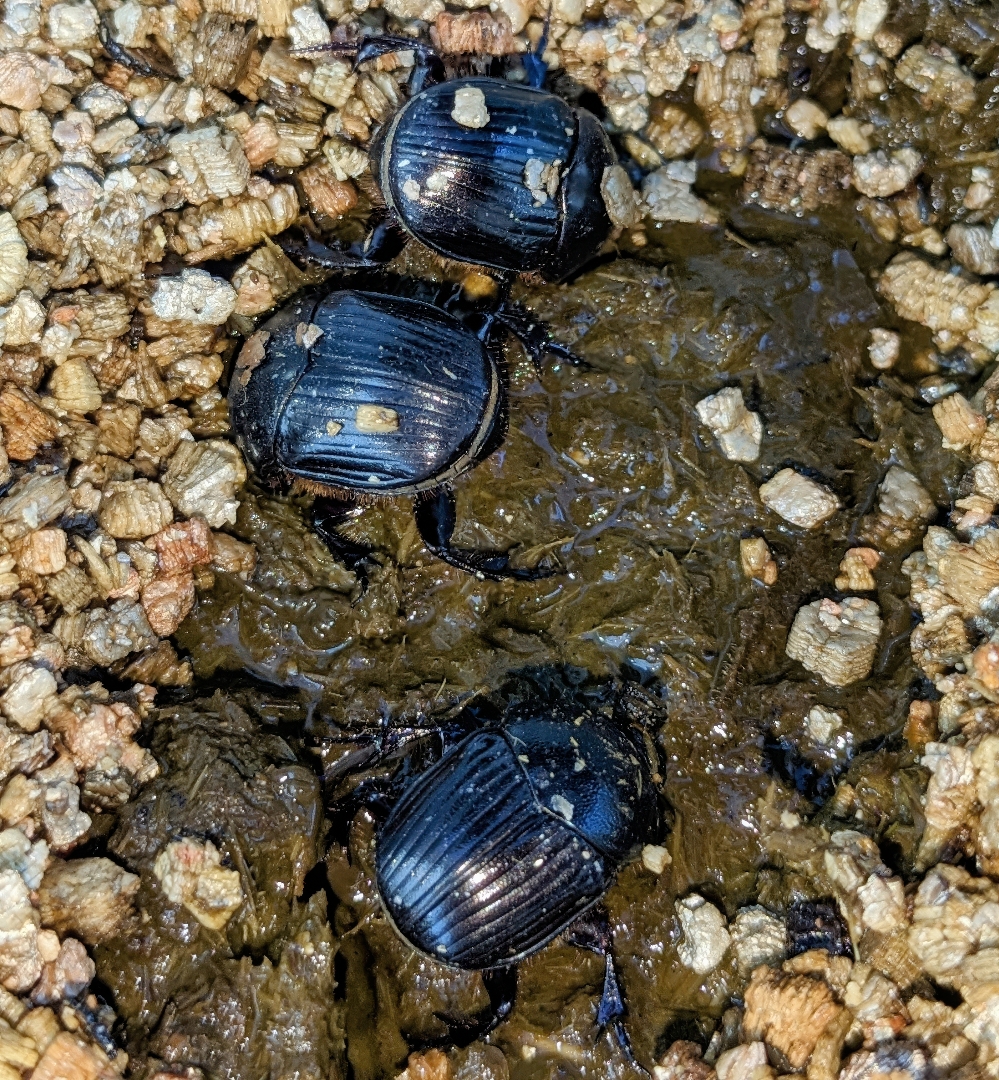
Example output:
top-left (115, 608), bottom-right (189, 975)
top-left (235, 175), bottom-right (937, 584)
top-left (229, 280), bottom-right (577, 580)
top-left (296, 29), bottom-right (621, 281)
top-left (363, 681), bottom-right (661, 1059)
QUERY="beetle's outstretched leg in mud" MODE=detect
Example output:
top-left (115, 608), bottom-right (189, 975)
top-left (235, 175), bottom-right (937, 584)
top-left (492, 303), bottom-right (586, 372)
top-left (564, 906), bottom-right (647, 1074)
top-left (311, 496), bottom-right (376, 581)
top-left (428, 966), bottom-right (518, 1048)
top-left (280, 220), bottom-right (405, 271)
top-left (414, 488), bottom-right (559, 582)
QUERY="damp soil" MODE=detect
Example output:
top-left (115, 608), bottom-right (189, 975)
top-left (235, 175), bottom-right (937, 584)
top-left (95, 204), bottom-right (969, 1078)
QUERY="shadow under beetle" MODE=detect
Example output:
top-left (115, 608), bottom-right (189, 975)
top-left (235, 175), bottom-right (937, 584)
top-left (322, 669), bottom-right (664, 1064)
top-left (229, 276), bottom-right (580, 580)
top-left (295, 22), bottom-right (621, 282)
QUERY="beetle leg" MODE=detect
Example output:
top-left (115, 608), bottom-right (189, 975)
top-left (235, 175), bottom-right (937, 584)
top-left (523, 4), bottom-right (552, 88)
top-left (310, 496), bottom-right (376, 582)
top-left (481, 965), bottom-right (518, 1030)
top-left (355, 36), bottom-right (445, 87)
top-left (296, 35), bottom-right (446, 90)
top-left (363, 217), bottom-right (408, 262)
top-left (99, 14), bottom-right (176, 76)
top-left (280, 226), bottom-right (403, 270)
top-left (493, 303), bottom-right (587, 372)
top-left (564, 905), bottom-right (648, 1073)
top-left (414, 488), bottom-right (559, 582)
top-left (429, 965), bottom-right (518, 1048)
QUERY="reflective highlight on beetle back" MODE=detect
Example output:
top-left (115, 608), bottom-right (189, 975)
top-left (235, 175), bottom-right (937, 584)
top-left (230, 290), bottom-right (500, 495)
top-left (376, 731), bottom-right (610, 969)
top-left (374, 706), bottom-right (656, 970)
top-left (379, 78), bottom-right (614, 280)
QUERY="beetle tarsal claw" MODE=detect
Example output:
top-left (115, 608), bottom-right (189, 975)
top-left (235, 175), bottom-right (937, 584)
top-left (492, 303), bottom-right (586, 372)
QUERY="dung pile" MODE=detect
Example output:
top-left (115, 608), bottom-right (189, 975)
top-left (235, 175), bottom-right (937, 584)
top-left (2, 0), bottom-right (999, 1074)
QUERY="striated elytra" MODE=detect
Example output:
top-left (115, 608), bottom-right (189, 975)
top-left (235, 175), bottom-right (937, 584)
top-left (372, 76), bottom-right (618, 282)
top-left (375, 705), bottom-right (657, 973)
top-left (292, 30), bottom-right (620, 282)
top-left (230, 289), bottom-right (497, 497)
top-left (229, 284), bottom-right (577, 580)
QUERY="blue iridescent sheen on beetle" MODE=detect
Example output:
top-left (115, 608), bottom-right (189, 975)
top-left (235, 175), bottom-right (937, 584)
top-left (374, 77), bottom-right (616, 280)
top-left (377, 709), bottom-right (656, 966)
top-left (370, 693), bottom-right (659, 1057)
top-left (229, 281), bottom-right (577, 580)
top-left (292, 29), bottom-right (620, 282)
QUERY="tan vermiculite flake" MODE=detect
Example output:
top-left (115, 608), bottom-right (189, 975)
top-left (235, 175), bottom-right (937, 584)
top-left (451, 85), bottom-right (490, 128)
top-left (47, 359), bottom-right (101, 417)
top-left (835, 548), bottom-right (879, 592)
top-left (759, 468), bottom-right (839, 528)
top-left (946, 223), bottom-right (999, 277)
top-left (895, 44), bottom-right (977, 113)
top-left (852, 148), bottom-right (923, 198)
top-left (786, 597), bottom-right (882, 686)
top-left (0, 389), bottom-right (58, 463)
top-left (98, 480), bottom-right (174, 540)
top-left (743, 966), bottom-right (845, 1070)
top-left (0, 213), bottom-right (28, 305)
top-left (298, 160), bottom-right (357, 221)
top-left (431, 11), bottom-right (515, 55)
top-left (694, 53), bottom-right (757, 154)
top-left (162, 439), bottom-right (247, 526)
top-left (695, 387), bottom-right (762, 462)
top-left (933, 393), bottom-right (987, 451)
top-left (153, 838), bottom-right (244, 930)
top-left (741, 537), bottom-right (777, 585)
top-left (355, 405), bottom-right (400, 433)
top-left (878, 252), bottom-right (999, 352)
top-left (169, 125), bottom-right (252, 201)
top-left (676, 894), bottom-right (731, 974)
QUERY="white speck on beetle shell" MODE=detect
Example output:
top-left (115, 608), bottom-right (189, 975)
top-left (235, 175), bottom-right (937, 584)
top-left (523, 157), bottom-right (561, 206)
top-left (402, 178), bottom-right (421, 201)
top-left (296, 322), bottom-right (324, 348)
top-left (355, 405), bottom-right (400, 433)
top-left (452, 86), bottom-right (490, 128)
top-left (551, 794), bottom-right (574, 821)
top-left (425, 169), bottom-right (449, 192)
top-left (573, 757), bottom-right (586, 771)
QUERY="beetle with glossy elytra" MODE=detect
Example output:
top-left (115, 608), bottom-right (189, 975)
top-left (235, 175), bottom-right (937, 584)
top-left (229, 277), bottom-right (578, 579)
top-left (326, 670), bottom-right (663, 1061)
top-left (293, 23), bottom-right (629, 282)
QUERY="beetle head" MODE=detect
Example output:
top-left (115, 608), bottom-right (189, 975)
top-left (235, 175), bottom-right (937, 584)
top-left (229, 292), bottom-right (323, 486)
top-left (548, 109), bottom-right (617, 281)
